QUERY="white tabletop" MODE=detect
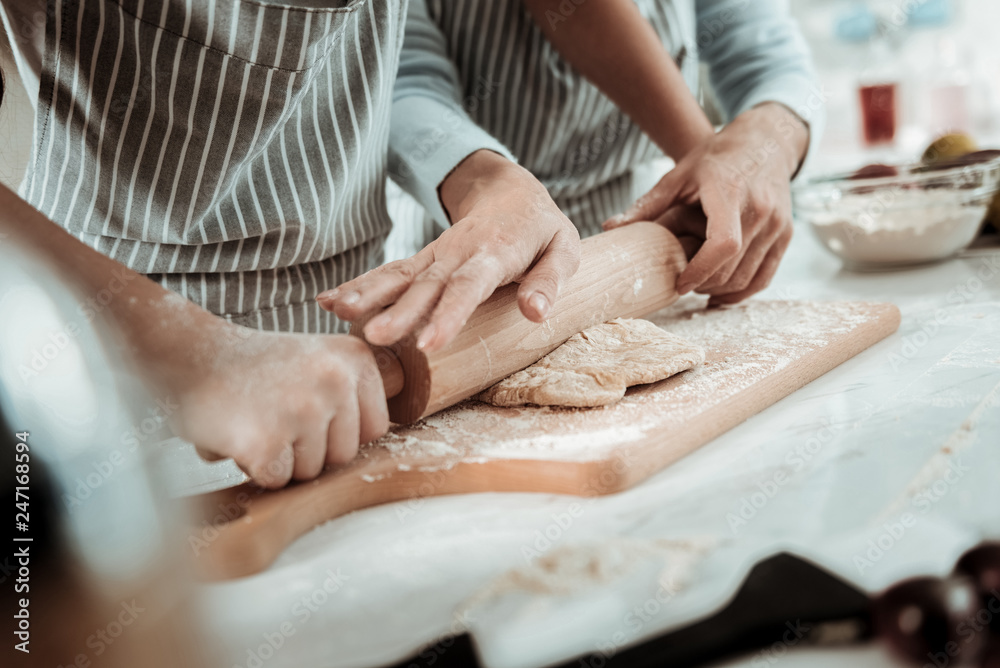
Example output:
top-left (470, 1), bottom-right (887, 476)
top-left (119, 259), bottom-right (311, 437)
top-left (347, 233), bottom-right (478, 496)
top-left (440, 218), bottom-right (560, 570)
top-left (201, 224), bottom-right (1000, 668)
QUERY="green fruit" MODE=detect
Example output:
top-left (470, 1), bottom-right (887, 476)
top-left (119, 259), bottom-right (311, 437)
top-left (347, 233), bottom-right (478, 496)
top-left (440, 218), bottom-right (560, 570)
top-left (922, 133), bottom-right (978, 164)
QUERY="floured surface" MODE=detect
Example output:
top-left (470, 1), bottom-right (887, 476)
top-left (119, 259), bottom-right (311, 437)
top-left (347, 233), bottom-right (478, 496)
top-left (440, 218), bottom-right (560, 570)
top-left (198, 230), bottom-right (999, 668)
top-left (358, 299), bottom-right (898, 471)
top-left (461, 536), bottom-right (715, 611)
top-left (477, 318), bottom-right (705, 408)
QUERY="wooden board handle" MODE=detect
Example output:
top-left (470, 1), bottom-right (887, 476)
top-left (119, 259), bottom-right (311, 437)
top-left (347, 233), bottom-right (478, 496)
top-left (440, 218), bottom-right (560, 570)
top-left (356, 222), bottom-right (687, 423)
top-left (191, 453), bottom-right (610, 581)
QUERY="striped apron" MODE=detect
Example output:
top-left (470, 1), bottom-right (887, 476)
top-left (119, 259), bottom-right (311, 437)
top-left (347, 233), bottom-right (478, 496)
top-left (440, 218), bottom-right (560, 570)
top-left (425, 0), bottom-right (699, 238)
top-left (21, 0), bottom-right (404, 333)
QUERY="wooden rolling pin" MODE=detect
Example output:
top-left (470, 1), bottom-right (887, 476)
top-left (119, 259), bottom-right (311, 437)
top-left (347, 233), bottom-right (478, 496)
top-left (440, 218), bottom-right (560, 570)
top-left (190, 222), bottom-right (686, 580)
top-left (359, 221), bottom-right (687, 423)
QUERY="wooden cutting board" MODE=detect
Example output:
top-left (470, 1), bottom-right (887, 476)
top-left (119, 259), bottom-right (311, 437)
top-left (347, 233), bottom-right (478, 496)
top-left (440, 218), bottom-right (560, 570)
top-left (193, 299), bottom-right (901, 579)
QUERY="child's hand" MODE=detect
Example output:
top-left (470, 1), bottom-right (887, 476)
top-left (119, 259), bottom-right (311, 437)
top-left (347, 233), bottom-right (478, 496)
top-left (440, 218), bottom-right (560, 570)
top-left (605, 103), bottom-right (808, 305)
top-left (170, 326), bottom-right (390, 489)
top-left (319, 150), bottom-right (581, 353)
top-left (0, 180), bottom-right (390, 489)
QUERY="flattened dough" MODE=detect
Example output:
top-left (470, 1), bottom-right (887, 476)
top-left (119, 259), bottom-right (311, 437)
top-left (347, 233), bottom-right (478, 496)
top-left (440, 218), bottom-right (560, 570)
top-left (477, 318), bottom-right (705, 408)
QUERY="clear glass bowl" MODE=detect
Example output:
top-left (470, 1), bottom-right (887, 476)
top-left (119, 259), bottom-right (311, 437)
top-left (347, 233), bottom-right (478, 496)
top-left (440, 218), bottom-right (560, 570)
top-left (792, 156), bottom-right (1000, 270)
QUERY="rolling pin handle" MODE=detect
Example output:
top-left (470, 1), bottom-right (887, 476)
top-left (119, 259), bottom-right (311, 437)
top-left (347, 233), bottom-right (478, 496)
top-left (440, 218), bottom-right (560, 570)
top-left (370, 345), bottom-right (404, 399)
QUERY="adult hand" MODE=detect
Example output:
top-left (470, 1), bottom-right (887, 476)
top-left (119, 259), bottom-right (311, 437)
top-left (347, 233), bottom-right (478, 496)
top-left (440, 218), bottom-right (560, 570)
top-left (605, 103), bottom-right (809, 305)
top-left (172, 325), bottom-right (389, 489)
top-left (318, 149), bottom-right (581, 352)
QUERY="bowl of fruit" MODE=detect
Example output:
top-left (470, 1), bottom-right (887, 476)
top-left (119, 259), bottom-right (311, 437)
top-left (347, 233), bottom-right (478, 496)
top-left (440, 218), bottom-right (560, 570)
top-left (792, 134), bottom-right (1000, 270)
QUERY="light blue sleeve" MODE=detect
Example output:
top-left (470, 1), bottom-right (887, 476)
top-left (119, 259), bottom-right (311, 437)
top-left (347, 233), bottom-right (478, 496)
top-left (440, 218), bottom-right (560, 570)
top-left (388, 0), bottom-right (516, 226)
top-left (696, 0), bottom-right (826, 173)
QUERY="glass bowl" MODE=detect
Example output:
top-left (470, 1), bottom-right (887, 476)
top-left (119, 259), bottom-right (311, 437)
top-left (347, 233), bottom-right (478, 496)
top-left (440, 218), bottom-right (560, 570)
top-left (792, 155), bottom-right (1000, 270)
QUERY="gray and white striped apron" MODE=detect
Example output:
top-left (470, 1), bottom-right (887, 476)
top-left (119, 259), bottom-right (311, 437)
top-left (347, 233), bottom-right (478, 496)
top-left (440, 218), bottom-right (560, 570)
top-left (426, 0), bottom-right (699, 238)
top-left (21, 0), bottom-right (404, 333)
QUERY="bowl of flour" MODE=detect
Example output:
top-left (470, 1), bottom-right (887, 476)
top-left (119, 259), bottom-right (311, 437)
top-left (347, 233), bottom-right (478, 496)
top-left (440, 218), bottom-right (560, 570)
top-left (793, 156), bottom-right (1000, 270)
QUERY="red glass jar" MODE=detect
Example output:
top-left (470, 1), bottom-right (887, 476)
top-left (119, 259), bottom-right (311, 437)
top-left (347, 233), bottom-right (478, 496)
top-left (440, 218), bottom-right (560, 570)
top-left (859, 82), bottom-right (898, 146)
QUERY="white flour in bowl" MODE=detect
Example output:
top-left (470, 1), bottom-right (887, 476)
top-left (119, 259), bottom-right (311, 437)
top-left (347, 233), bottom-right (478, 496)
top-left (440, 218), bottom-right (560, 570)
top-left (808, 188), bottom-right (988, 267)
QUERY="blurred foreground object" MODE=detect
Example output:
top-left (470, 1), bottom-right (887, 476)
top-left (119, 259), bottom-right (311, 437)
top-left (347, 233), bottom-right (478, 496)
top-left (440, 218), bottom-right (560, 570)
top-left (0, 249), bottom-right (212, 667)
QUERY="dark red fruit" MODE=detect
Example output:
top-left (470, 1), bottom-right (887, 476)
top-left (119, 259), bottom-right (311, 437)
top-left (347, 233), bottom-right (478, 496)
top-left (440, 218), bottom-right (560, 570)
top-left (955, 542), bottom-right (1000, 637)
top-left (965, 150), bottom-right (1000, 163)
top-left (873, 576), bottom-right (987, 666)
top-left (916, 150), bottom-right (1000, 173)
top-left (981, 642), bottom-right (1000, 668)
top-left (850, 163), bottom-right (900, 180)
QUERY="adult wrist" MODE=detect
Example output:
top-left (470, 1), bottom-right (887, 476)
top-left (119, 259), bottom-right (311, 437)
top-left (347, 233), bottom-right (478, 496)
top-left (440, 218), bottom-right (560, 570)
top-left (748, 102), bottom-right (810, 177)
top-left (655, 111), bottom-right (715, 160)
top-left (439, 149), bottom-right (517, 223)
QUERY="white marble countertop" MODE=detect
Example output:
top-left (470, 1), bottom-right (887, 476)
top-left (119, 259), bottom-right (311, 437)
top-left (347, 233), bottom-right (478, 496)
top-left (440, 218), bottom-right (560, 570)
top-left (200, 224), bottom-right (1000, 668)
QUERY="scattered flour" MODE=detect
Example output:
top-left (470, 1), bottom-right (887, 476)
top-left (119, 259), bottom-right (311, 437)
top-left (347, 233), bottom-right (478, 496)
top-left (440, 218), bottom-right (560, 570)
top-left (358, 300), bottom-right (884, 473)
top-left (874, 378), bottom-right (1000, 522)
top-left (461, 536), bottom-right (716, 609)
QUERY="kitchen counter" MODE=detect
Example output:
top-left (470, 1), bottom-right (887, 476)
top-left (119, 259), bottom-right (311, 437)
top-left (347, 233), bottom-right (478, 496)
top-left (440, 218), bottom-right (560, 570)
top-left (201, 223), bottom-right (1000, 668)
